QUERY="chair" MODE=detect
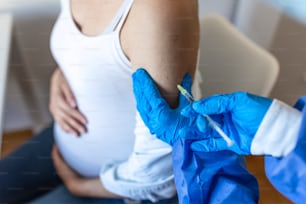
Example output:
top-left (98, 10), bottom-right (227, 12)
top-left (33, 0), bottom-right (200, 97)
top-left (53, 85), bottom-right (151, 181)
top-left (197, 14), bottom-right (279, 98)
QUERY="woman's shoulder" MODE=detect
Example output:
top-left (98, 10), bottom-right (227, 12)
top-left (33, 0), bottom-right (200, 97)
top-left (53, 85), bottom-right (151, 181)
top-left (124, 0), bottom-right (199, 62)
top-left (133, 0), bottom-right (198, 19)
top-left (130, 0), bottom-right (198, 32)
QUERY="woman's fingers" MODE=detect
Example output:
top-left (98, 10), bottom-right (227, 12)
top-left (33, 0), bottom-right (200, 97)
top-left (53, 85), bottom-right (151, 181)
top-left (58, 98), bottom-right (87, 125)
top-left (49, 69), bottom-right (88, 136)
top-left (53, 110), bottom-right (80, 136)
top-left (58, 105), bottom-right (87, 136)
top-left (63, 115), bottom-right (86, 135)
top-left (61, 82), bottom-right (77, 108)
top-left (61, 123), bottom-right (79, 136)
top-left (50, 92), bottom-right (87, 136)
top-left (52, 145), bottom-right (80, 183)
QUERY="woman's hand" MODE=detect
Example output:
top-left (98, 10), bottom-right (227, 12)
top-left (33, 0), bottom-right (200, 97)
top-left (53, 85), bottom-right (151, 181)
top-left (49, 68), bottom-right (87, 136)
top-left (52, 145), bottom-right (83, 193)
top-left (52, 145), bottom-right (120, 198)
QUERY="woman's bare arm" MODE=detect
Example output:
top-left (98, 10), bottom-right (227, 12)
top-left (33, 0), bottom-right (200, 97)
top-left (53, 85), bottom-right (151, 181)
top-left (124, 0), bottom-right (199, 107)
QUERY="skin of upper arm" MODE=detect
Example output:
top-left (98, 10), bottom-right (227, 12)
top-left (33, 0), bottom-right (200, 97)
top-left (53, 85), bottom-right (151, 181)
top-left (123, 0), bottom-right (199, 107)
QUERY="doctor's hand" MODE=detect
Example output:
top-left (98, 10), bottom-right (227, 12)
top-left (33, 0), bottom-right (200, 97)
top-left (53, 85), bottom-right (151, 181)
top-left (182, 92), bottom-right (272, 155)
top-left (132, 68), bottom-right (201, 146)
top-left (49, 68), bottom-right (87, 136)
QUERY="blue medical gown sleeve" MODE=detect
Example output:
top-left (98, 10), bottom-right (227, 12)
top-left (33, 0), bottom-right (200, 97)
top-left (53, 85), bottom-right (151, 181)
top-left (172, 139), bottom-right (259, 204)
top-left (265, 96), bottom-right (306, 203)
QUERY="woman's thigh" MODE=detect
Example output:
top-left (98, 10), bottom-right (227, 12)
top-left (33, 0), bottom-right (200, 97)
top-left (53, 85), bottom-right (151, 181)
top-left (0, 124), bottom-right (62, 203)
top-left (31, 185), bottom-right (178, 204)
top-left (31, 185), bottom-right (125, 204)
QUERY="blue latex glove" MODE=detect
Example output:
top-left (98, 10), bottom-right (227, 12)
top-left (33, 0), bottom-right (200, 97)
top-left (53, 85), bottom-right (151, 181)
top-left (182, 92), bottom-right (272, 155)
top-left (132, 68), bottom-right (200, 145)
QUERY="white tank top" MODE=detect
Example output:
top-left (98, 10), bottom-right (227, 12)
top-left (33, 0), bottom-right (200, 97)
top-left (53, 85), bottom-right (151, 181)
top-left (50, 0), bottom-right (138, 177)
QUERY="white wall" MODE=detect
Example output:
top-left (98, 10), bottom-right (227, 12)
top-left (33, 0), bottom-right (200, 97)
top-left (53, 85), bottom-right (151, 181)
top-left (269, 15), bottom-right (306, 104)
top-left (235, 0), bottom-right (282, 50)
top-left (1, 0), bottom-right (60, 132)
top-left (198, 0), bottom-right (238, 20)
top-left (233, 0), bottom-right (306, 104)
top-left (199, 0), bottom-right (282, 50)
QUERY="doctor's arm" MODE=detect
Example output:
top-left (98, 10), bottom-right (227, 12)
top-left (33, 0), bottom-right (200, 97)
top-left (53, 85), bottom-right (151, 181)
top-left (264, 96), bottom-right (306, 203)
top-left (185, 93), bottom-right (306, 203)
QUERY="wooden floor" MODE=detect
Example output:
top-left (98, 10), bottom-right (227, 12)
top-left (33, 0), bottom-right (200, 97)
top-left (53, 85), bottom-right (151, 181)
top-left (1, 129), bottom-right (33, 157)
top-left (0, 130), bottom-right (292, 203)
top-left (246, 156), bottom-right (292, 204)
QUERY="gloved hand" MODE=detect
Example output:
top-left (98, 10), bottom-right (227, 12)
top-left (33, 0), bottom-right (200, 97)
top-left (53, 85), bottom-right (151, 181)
top-left (132, 68), bottom-right (200, 145)
top-left (182, 92), bottom-right (272, 155)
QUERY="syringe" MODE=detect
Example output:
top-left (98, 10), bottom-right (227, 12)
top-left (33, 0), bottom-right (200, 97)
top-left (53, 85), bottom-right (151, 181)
top-left (177, 85), bottom-right (234, 147)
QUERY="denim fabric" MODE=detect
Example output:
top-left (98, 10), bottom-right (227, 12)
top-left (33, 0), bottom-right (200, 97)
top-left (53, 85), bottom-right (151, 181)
top-left (0, 125), bottom-right (178, 204)
top-left (0, 125), bottom-right (62, 203)
top-left (31, 185), bottom-right (178, 204)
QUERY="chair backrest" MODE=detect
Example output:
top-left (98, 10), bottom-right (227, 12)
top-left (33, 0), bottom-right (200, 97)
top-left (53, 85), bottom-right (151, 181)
top-left (198, 14), bottom-right (279, 98)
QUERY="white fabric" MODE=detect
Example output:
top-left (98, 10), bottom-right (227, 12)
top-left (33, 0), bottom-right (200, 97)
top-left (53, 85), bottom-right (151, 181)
top-left (192, 51), bottom-right (202, 100)
top-left (50, 0), bottom-right (176, 200)
top-left (100, 114), bottom-right (176, 202)
top-left (251, 99), bottom-right (302, 157)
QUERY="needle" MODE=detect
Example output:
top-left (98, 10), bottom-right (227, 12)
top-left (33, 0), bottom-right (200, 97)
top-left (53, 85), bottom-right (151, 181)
top-left (177, 85), bottom-right (234, 147)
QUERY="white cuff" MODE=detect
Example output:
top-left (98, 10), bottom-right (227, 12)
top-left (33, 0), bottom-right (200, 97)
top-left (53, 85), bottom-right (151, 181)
top-left (99, 113), bottom-right (176, 202)
top-left (251, 99), bottom-right (302, 157)
top-left (100, 163), bottom-right (175, 202)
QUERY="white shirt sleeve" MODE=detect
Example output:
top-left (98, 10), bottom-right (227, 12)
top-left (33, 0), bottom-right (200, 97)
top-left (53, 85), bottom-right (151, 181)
top-left (100, 113), bottom-right (176, 202)
top-left (251, 99), bottom-right (302, 157)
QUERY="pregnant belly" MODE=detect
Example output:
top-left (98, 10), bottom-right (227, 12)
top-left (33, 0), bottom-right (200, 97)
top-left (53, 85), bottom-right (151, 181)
top-left (54, 112), bottom-right (135, 177)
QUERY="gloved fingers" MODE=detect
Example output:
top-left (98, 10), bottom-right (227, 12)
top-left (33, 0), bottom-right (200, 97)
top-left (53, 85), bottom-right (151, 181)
top-left (133, 69), bottom-right (150, 110)
top-left (182, 110), bottom-right (218, 133)
top-left (190, 138), bottom-right (229, 152)
top-left (181, 104), bottom-right (198, 117)
top-left (178, 125), bottom-right (206, 141)
top-left (196, 115), bottom-right (209, 132)
top-left (133, 69), bottom-right (168, 132)
top-left (133, 68), bottom-right (161, 98)
top-left (192, 94), bottom-right (235, 115)
top-left (133, 68), bottom-right (170, 110)
top-left (133, 70), bottom-right (152, 115)
top-left (177, 127), bottom-right (193, 141)
top-left (247, 92), bottom-right (273, 109)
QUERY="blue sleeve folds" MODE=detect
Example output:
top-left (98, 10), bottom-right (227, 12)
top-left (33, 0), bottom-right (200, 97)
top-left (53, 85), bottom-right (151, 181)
top-left (172, 139), bottom-right (259, 204)
top-left (265, 96), bottom-right (306, 203)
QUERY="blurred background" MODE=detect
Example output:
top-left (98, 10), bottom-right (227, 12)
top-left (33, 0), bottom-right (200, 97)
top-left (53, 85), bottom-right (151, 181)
top-left (1, 0), bottom-right (306, 203)
top-left (1, 0), bottom-right (306, 133)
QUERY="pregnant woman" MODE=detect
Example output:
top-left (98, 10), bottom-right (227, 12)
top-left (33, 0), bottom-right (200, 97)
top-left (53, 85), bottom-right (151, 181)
top-left (0, 0), bottom-right (199, 203)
